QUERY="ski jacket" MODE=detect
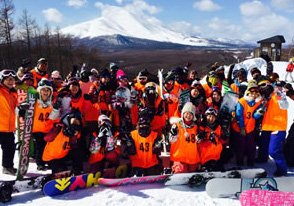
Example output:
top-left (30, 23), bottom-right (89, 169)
top-left (30, 68), bottom-right (49, 88)
top-left (202, 83), bottom-right (212, 98)
top-left (33, 102), bottom-right (58, 133)
top-left (0, 84), bottom-right (17, 132)
top-left (84, 101), bottom-right (100, 122)
top-left (170, 122), bottom-right (200, 164)
top-left (97, 84), bottom-right (113, 112)
top-left (234, 97), bottom-right (262, 133)
top-left (174, 81), bottom-right (190, 90)
top-left (197, 125), bottom-right (222, 165)
top-left (133, 82), bottom-right (145, 98)
top-left (262, 93), bottom-right (288, 131)
top-left (230, 82), bottom-right (239, 94)
top-left (150, 97), bottom-right (166, 131)
top-left (286, 62), bottom-right (294, 72)
top-left (129, 130), bottom-right (159, 168)
top-left (161, 84), bottom-right (181, 119)
top-left (88, 131), bottom-right (105, 164)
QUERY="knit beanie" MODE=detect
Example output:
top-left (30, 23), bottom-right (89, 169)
top-left (181, 102), bottom-right (196, 121)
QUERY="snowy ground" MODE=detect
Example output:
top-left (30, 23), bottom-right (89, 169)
top-left (1, 59), bottom-right (294, 206)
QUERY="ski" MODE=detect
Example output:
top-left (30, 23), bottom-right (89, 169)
top-left (239, 190), bottom-right (294, 206)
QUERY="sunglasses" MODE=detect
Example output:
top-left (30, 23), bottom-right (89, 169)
top-left (2, 70), bottom-right (16, 78)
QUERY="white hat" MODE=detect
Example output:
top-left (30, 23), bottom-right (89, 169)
top-left (51, 70), bottom-right (62, 79)
top-left (181, 102), bottom-right (196, 121)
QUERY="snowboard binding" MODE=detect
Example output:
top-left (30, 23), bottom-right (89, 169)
top-left (0, 182), bottom-right (13, 203)
top-left (188, 174), bottom-right (204, 187)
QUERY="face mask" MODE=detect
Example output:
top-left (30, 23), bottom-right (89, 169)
top-left (138, 126), bottom-right (151, 137)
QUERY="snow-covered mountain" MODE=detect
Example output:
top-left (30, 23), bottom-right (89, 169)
top-left (61, 5), bottom-right (251, 49)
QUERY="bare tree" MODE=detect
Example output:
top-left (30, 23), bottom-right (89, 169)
top-left (18, 9), bottom-right (37, 55)
top-left (0, 0), bottom-right (14, 68)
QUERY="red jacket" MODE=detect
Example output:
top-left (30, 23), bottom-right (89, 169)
top-left (286, 62), bottom-right (294, 72)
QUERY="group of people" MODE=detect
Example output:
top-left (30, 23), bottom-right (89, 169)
top-left (0, 57), bottom-right (293, 177)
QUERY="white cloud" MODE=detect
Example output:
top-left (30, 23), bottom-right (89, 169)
top-left (125, 0), bottom-right (161, 14)
top-left (271, 0), bottom-right (294, 12)
top-left (193, 0), bottom-right (222, 12)
top-left (42, 8), bottom-right (63, 23)
top-left (208, 17), bottom-right (241, 32)
top-left (67, 0), bottom-right (87, 8)
top-left (240, 1), bottom-right (271, 17)
top-left (116, 0), bottom-right (124, 4)
top-left (169, 21), bottom-right (193, 35)
top-left (240, 1), bottom-right (294, 42)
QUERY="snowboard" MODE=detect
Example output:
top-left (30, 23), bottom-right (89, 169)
top-left (17, 87), bottom-right (38, 180)
top-left (98, 174), bottom-right (170, 187)
top-left (164, 168), bottom-right (266, 187)
top-left (0, 170), bottom-right (70, 203)
top-left (239, 190), bottom-right (294, 206)
top-left (43, 164), bottom-right (131, 197)
top-left (206, 176), bottom-right (294, 199)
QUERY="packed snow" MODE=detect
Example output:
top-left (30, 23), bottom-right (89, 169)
top-left (1, 59), bottom-right (294, 206)
top-left (61, 5), bottom-right (243, 47)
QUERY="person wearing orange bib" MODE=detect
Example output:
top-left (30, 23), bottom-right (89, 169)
top-left (256, 80), bottom-right (289, 176)
top-left (197, 107), bottom-right (223, 171)
top-left (32, 79), bottom-right (59, 170)
top-left (89, 115), bottom-right (119, 173)
top-left (169, 102), bottom-right (201, 173)
top-left (234, 82), bottom-right (262, 167)
top-left (129, 115), bottom-right (162, 176)
top-left (43, 109), bottom-right (84, 175)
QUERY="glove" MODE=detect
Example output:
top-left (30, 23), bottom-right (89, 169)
top-left (18, 102), bottom-right (30, 110)
top-left (240, 128), bottom-right (246, 136)
top-left (196, 131), bottom-right (208, 142)
top-left (170, 124), bottom-right (178, 136)
top-left (53, 99), bottom-right (62, 110)
top-left (209, 132), bottom-right (217, 144)
top-left (63, 126), bottom-right (76, 137)
top-left (256, 107), bottom-right (266, 115)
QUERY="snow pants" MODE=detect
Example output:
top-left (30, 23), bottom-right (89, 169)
top-left (0, 132), bottom-right (15, 168)
top-left (32, 132), bottom-right (47, 167)
top-left (258, 131), bottom-right (287, 173)
top-left (235, 131), bottom-right (256, 165)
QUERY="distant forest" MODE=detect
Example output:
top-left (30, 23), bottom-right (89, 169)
top-left (0, 0), bottom-right (106, 77)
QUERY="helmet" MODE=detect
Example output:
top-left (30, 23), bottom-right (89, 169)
top-left (269, 72), bottom-right (279, 83)
top-left (37, 78), bottom-right (53, 94)
top-left (98, 114), bottom-right (111, 127)
top-left (37, 58), bottom-right (47, 65)
top-left (62, 109), bottom-right (83, 127)
top-left (21, 72), bottom-right (34, 82)
top-left (205, 107), bottom-right (218, 116)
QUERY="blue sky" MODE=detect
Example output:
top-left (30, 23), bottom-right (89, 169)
top-left (12, 0), bottom-right (294, 43)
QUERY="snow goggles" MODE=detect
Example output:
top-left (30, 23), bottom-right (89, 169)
top-left (138, 77), bottom-right (147, 81)
top-left (1, 70), bottom-right (16, 78)
top-left (258, 81), bottom-right (271, 89)
top-left (38, 79), bottom-right (52, 87)
top-left (248, 87), bottom-right (259, 93)
top-left (212, 86), bottom-right (221, 93)
top-left (205, 107), bottom-right (218, 116)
